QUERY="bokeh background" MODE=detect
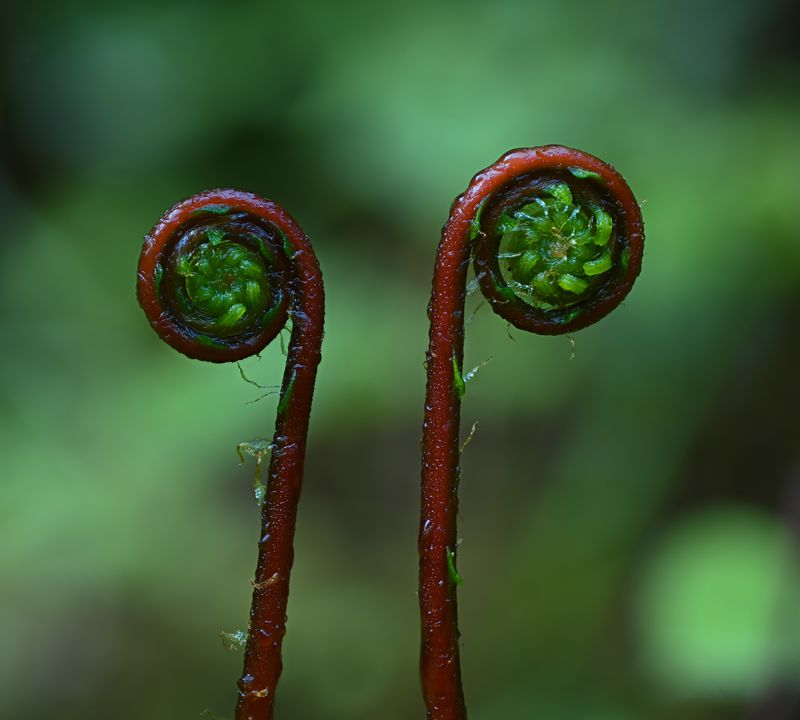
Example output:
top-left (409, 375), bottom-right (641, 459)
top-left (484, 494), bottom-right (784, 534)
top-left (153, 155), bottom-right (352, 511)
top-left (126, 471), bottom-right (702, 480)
top-left (2, 1), bottom-right (799, 718)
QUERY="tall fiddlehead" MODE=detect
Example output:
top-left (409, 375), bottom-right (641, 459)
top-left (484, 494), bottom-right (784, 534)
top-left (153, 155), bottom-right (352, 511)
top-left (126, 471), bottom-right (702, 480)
top-left (137, 189), bottom-right (324, 720)
top-left (419, 146), bottom-right (644, 719)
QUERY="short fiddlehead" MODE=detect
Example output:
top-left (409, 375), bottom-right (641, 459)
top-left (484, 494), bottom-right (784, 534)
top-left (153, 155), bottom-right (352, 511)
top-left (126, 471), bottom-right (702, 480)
top-left (419, 146), bottom-right (644, 719)
top-left (137, 189), bottom-right (325, 720)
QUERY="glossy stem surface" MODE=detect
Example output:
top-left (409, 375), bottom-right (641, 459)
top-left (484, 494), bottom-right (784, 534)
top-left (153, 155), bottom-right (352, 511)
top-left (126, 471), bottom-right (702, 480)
top-left (138, 189), bottom-right (324, 720)
top-left (234, 206), bottom-right (324, 720)
top-left (420, 233), bottom-right (470, 720)
top-left (419, 146), bottom-right (643, 720)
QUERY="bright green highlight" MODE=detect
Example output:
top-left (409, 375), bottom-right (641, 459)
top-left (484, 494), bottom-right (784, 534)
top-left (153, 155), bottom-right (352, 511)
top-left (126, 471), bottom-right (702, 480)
top-left (569, 166), bottom-right (601, 181)
top-left (446, 547), bottom-right (463, 586)
top-left (194, 334), bottom-right (227, 349)
top-left (452, 355), bottom-right (465, 399)
top-left (498, 181), bottom-right (615, 309)
top-left (177, 228), bottom-right (272, 334)
top-left (191, 204), bottom-right (231, 216)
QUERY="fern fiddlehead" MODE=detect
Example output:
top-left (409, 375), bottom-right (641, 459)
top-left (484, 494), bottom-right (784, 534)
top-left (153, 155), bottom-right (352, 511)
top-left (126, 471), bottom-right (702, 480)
top-left (419, 146), bottom-right (644, 719)
top-left (137, 189), bottom-right (325, 720)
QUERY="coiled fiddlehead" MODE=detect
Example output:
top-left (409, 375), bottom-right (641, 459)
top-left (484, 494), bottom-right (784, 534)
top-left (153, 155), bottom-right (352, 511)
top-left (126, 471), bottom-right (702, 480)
top-left (419, 146), bottom-right (644, 719)
top-left (137, 189), bottom-right (325, 720)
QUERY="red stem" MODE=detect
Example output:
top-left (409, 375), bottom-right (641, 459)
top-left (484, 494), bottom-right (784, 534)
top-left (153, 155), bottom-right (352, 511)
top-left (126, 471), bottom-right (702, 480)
top-left (137, 190), bottom-right (324, 720)
top-left (419, 147), bottom-right (643, 719)
top-left (232, 202), bottom-right (324, 720)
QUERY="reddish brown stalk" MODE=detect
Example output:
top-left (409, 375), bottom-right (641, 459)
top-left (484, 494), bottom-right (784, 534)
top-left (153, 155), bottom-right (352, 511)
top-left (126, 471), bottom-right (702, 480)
top-left (419, 146), bottom-right (644, 719)
top-left (137, 190), bottom-right (324, 720)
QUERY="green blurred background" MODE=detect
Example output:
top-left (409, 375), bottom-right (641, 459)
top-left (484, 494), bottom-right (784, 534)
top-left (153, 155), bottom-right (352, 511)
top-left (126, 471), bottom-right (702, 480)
top-left (2, 1), bottom-right (799, 718)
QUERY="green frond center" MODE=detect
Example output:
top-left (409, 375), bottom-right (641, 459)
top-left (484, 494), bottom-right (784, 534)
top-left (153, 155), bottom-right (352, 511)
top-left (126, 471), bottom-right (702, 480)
top-left (497, 181), bottom-right (615, 309)
top-left (176, 228), bottom-right (272, 335)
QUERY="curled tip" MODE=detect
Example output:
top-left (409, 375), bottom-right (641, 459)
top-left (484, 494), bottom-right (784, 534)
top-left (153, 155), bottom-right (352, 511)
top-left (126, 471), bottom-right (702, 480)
top-left (136, 189), bottom-right (307, 362)
top-left (467, 145), bottom-right (644, 335)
